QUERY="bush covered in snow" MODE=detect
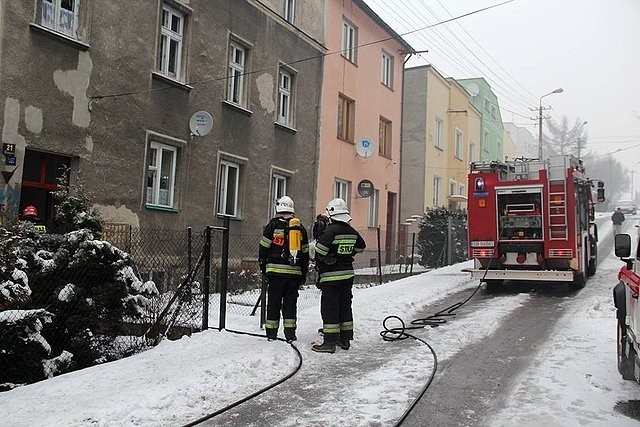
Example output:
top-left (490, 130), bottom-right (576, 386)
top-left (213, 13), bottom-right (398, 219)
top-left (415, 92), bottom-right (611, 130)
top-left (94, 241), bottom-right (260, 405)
top-left (417, 207), bottom-right (468, 268)
top-left (0, 186), bottom-right (158, 390)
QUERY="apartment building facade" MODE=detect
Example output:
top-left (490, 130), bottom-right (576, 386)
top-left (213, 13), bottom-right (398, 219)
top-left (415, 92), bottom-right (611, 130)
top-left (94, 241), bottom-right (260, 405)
top-left (0, 1), bottom-right (324, 246)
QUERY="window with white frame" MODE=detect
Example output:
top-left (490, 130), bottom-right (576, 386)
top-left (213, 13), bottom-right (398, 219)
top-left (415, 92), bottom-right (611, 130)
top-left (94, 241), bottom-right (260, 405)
top-left (41, 0), bottom-right (78, 38)
top-left (459, 184), bottom-right (466, 196)
top-left (483, 130), bottom-right (489, 153)
top-left (433, 176), bottom-right (441, 207)
top-left (147, 141), bottom-right (178, 208)
top-left (435, 117), bottom-right (443, 149)
top-left (381, 51), bottom-right (393, 88)
top-left (269, 173), bottom-right (288, 216)
top-left (218, 160), bottom-right (240, 217)
top-left (335, 179), bottom-right (350, 204)
top-left (469, 142), bottom-right (476, 162)
top-left (367, 189), bottom-right (379, 227)
top-left (157, 4), bottom-right (184, 81)
top-left (449, 179), bottom-right (457, 196)
top-left (455, 129), bottom-right (463, 160)
top-left (277, 68), bottom-right (294, 126)
top-left (284, 0), bottom-right (295, 23)
top-left (341, 19), bottom-right (357, 63)
top-left (227, 41), bottom-right (247, 106)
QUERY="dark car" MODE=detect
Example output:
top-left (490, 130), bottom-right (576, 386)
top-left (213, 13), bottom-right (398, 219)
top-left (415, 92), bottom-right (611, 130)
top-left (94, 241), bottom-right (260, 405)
top-left (616, 200), bottom-right (637, 215)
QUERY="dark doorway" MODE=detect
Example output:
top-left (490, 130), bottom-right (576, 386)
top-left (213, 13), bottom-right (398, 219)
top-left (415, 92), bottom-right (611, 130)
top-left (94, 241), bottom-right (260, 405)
top-left (385, 192), bottom-right (396, 263)
top-left (20, 150), bottom-right (71, 231)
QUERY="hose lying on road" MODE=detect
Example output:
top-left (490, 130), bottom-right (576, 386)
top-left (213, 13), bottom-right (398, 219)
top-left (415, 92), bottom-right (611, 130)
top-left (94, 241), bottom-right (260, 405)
top-left (182, 329), bottom-right (302, 427)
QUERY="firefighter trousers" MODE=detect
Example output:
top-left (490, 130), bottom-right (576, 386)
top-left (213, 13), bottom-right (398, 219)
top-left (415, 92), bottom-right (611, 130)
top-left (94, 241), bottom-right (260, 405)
top-left (318, 280), bottom-right (354, 344)
top-left (265, 275), bottom-right (300, 340)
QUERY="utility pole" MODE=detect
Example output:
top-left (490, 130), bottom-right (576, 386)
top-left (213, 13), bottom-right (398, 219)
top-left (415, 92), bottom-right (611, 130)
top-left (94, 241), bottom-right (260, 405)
top-left (537, 88), bottom-right (563, 159)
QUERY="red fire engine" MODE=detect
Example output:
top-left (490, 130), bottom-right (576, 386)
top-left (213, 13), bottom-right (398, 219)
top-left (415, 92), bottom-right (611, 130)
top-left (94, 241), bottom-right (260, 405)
top-left (466, 155), bottom-right (605, 290)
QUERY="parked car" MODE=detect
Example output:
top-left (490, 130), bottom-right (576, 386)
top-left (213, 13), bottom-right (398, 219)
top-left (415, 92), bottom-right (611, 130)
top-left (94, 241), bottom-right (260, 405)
top-left (616, 200), bottom-right (637, 215)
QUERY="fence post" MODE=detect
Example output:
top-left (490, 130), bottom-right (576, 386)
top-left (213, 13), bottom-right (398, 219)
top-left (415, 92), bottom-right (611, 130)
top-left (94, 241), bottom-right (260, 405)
top-left (187, 227), bottom-right (192, 273)
top-left (219, 216), bottom-right (230, 330)
top-left (410, 232), bottom-right (416, 276)
top-left (202, 226), bottom-right (211, 330)
top-left (376, 226), bottom-right (383, 286)
top-left (446, 216), bottom-right (453, 266)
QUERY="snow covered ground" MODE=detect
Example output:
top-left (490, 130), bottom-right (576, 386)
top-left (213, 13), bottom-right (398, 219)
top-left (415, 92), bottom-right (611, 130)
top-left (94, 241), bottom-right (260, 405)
top-left (2, 215), bottom-right (640, 426)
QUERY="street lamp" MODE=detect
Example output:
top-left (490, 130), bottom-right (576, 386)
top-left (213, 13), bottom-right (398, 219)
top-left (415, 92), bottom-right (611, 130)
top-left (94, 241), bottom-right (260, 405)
top-left (538, 88), bottom-right (564, 159)
top-left (576, 120), bottom-right (588, 159)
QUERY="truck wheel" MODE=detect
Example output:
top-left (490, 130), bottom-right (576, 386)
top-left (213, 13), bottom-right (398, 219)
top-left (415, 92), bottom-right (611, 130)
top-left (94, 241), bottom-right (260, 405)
top-left (484, 280), bottom-right (504, 293)
top-left (569, 272), bottom-right (586, 290)
top-left (618, 321), bottom-right (635, 380)
top-left (587, 237), bottom-right (597, 277)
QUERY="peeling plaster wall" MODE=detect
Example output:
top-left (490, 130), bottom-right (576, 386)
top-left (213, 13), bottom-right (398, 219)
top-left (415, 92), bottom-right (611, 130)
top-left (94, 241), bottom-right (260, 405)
top-left (256, 73), bottom-right (275, 115)
top-left (53, 51), bottom-right (92, 128)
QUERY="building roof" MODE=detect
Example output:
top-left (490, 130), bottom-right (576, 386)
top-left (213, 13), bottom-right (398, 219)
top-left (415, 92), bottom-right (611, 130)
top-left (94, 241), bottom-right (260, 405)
top-left (354, 0), bottom-right (415, 54)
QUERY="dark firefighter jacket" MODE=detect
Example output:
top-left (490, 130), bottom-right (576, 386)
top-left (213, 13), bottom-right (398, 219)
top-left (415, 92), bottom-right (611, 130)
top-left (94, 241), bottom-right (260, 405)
top-left (314, 221), bottom-right (366, 284)
top-left (259, 216), bottom-right (309, 277)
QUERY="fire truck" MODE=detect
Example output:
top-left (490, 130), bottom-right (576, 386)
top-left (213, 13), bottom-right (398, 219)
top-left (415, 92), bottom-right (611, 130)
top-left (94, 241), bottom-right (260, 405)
top-left (613, 230), bottom-right (640, 382)
top-left (466, 155), bottom-right (605, 290)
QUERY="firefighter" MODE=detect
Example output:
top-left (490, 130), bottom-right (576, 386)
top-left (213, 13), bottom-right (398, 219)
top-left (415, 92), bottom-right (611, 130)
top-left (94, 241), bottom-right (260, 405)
top-left (312, 198), bottom-right (366, 353)
top-left (258, 196), bottom-right (309, 342)
top-left (612, 207), bottom-right (626, 235)
top-left (21, 205), bottom-right (47, 234)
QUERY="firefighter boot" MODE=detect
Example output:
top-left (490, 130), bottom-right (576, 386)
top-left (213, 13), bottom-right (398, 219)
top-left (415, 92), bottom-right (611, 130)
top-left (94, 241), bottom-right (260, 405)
top-left (284, 328), bottom-right (297, 343)
top-left (338, 339), bottom-right (350, 350)
top-left (312, 334), bottom-right (338, 353)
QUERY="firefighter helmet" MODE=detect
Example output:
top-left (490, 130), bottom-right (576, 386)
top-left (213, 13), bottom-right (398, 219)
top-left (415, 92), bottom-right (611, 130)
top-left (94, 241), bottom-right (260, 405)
top-left (22, 205), bottom-right (39, 219)
top-left (275, 196), bottom-right (295, 214)
top-left (326, 198), bottom-right (351, 222)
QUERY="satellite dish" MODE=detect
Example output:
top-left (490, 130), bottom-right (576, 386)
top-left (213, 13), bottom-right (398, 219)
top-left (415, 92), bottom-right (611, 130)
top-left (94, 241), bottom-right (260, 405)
top-left (356, 137), bottom-right (375, 158)
top-left (466, 83), bottom-right (480, 97)
top-left (189, 111), bottom-right (214, 136)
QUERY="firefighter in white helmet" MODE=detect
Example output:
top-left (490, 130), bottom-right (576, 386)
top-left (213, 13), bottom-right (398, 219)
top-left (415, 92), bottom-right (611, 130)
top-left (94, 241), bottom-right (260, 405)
top-left (258, 196), bottom-right (309, 342)
top-left (312, 198), bottom-right (366, 353)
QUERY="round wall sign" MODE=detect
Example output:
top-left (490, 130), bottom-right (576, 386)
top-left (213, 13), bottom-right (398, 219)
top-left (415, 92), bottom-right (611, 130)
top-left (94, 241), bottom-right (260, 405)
top-left (356, 137), bottom-right (375, 158)
top-left (357, 179), bottom-right (375, 197)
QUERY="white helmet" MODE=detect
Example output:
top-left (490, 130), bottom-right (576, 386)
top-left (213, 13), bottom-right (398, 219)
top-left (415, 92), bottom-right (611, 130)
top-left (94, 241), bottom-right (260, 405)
top-left (326, 198), bottom-right (351, 222)
top-left (275, 196), bottom-right (295, 214)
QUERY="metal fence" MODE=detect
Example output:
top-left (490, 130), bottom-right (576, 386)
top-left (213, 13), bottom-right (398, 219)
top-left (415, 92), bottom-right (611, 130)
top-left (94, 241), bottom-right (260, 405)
top-left (2, 215), bottom-right (460, 389)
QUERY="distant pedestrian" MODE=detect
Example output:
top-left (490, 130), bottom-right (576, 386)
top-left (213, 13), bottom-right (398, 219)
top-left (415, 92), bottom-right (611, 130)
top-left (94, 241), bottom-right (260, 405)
top-left (312, 198), bottom-right (365, 353)
top-left (258, 196), bottom-right (309, 342)
top-left (612, 207), bottom-right (625, 235)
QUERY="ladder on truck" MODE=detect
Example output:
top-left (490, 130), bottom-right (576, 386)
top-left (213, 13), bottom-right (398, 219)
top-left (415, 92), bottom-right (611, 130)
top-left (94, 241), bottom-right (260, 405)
top-left (547, 156), bottom-right (571, 240)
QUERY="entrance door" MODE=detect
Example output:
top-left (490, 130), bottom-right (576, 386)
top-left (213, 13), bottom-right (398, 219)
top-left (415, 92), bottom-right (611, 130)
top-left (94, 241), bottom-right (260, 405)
top-left (20, 150), bottom-right (70, 231)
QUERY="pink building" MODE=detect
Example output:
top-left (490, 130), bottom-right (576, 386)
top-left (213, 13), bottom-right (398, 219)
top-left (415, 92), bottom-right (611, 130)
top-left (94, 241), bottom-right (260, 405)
top-left (317, 0), bottom-right (413, 263)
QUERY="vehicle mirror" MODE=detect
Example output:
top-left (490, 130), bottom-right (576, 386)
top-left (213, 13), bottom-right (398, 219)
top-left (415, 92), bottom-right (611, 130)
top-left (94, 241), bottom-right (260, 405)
top-left (596, 188), bottom-right (605, 203)
top-left (615, 233), bottom-right (631, 258)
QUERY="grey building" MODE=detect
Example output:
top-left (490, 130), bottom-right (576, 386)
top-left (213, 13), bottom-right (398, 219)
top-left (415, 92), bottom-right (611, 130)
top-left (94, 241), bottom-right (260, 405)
top-left (0, 1), bottom-right (324, 243)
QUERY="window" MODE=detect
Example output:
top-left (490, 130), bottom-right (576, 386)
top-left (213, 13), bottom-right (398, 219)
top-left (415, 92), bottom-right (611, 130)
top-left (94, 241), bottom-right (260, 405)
top-left (218, 160), bottom-right (240, 217)
top-left (459, 184), bottom-right (466, 196)
top-left (337, 94), bottom-right (355, 142)
top-left (157, 5), bottom-right (184, 81)
top-left (379, 117), bottom-right (392, 158)
top-left (482, 130), bottom-right (490, 153)
top-left (491, 105), bottom-right (497, 119)
top-left (335, 179), bottom-right (350, 204)
top-left (341, 19), bottom-right (357, 63)
top-left (147, 142), bottom-right (177, 208)
top-left (435, 117), bottom-right (443, 149)
top-left (368, 189), bottom-right (379, 227)
top-left (449, 179), bottom-right (457, 196)
top-left (278, 68), bottom-right (294, 126)
top-left (433, 176), bottom-right (441, 206)
top-left (484, 98), bottom-right (491, 112)
top-left (41, 0), bottom-right (78, 38)
top-left (381, 51), bottom-right (393, 88)
top-left (469, 142), bottom-right (476, 162)
top-left (284, 0), bottom-right (295, 23)
top-left (270, 173), bottom-right (288, 216)
top-left (227, 41), bottom-right (247, 106)
top-left (455, 129), bottom-right (463, 160)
